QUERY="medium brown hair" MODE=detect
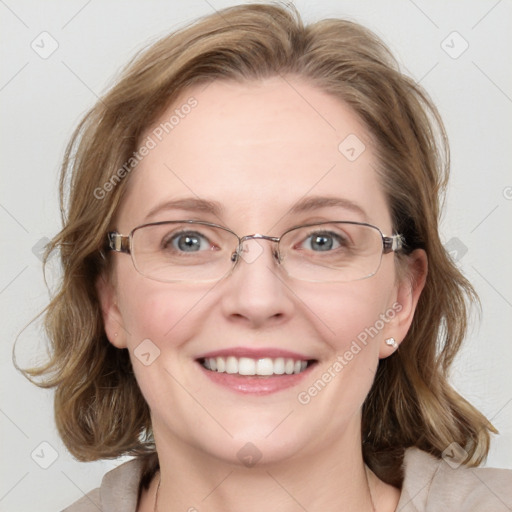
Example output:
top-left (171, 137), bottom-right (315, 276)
top-left (18, 2), bottom-right (495, 486)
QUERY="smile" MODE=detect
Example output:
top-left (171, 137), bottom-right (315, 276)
top-left (199, 356), bottom-right (314, 376)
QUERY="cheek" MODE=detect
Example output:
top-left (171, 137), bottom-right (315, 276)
top-left (294, 279), bottom-right (395, 431)
top-left (115, 279), bottom-right (214, 408)
top-left (116, 274), bottom-right (212, 351)
top-left (301, 274), bottom-right (395, 351)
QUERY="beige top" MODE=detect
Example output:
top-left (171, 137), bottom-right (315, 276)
top-left (62, 447), bottom-right (512, 511)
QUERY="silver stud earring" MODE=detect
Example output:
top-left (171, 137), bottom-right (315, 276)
top-left (385, 337), bottom-right (398, 349)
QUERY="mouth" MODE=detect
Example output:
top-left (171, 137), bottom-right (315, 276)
top-left (197, 356), bottom-right (317, 376)
top-left (194, 348), bottom-right (318, 394)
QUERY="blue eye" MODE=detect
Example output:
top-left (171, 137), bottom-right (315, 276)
top-left (166, 231), bottom-right (210, 252)
top-left (303, 232), bottom-right (343, 251)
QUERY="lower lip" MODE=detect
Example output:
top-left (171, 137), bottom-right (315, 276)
top-left (197, 362), bottom-right (316, 395)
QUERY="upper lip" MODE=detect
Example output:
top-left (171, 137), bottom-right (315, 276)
top-left (196, 347), bottom-right (315, 361)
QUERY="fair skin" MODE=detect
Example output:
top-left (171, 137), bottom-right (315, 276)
top-left (98, 76), bottom-right (427, 512)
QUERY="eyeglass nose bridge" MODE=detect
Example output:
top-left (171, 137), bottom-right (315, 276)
top-left (231, 233), bottom-right (282, 265)
top-left (240, 234), bottom-right (281, 244)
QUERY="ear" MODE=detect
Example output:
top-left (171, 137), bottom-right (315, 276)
top-left (379, 249), bottom-right (428, 358)
top-left (96, 272), bottom-right (128, 349)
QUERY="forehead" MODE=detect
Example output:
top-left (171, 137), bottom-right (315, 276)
top-left (117, 76), bottom-right (391, 232)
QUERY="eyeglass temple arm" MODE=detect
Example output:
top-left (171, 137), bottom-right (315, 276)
top-left (107, 232), bottom-right (131, 254)
top-left (382, 234), bottom-right (404, 254)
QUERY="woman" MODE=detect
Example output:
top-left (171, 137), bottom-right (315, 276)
top-left (22, 3), bottom-right (511, 511)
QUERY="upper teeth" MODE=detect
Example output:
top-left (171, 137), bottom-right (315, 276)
top-left (202, 356), bottom-right (308, 376)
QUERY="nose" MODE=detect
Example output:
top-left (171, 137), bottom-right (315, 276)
top-left (219, 237), bottom-right (294, 328)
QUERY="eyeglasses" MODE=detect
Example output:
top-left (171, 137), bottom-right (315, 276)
top-left (107, 220), bottom-right (404, 283)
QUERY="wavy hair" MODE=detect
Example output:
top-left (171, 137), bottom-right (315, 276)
top-left (17, 2), bottom-right (495, 486)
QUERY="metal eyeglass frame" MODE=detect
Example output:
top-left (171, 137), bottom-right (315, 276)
top-left (106, 220), bottom-right (404, 282)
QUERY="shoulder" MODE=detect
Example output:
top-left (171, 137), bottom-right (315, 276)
top-left (61, 458), bottom-right (145, 512)
top-left (397, 447), bottom-right (512, 511)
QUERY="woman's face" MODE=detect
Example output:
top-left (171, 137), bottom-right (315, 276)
top-left (99, 77), bottom-right (424, 466)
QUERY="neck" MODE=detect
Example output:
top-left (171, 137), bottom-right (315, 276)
top-left (150, 426), bottom-right (379, 512)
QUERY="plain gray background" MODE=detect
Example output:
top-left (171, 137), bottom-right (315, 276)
top-left (1, 1), bottom-right (511, 510)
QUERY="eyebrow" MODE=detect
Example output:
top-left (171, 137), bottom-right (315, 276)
top-left (143, 195), bottom-right (368, 223)
top-left (288, 196), bottom-right (368, 220)
top-left (144, 197), bottom-right (224, 221)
